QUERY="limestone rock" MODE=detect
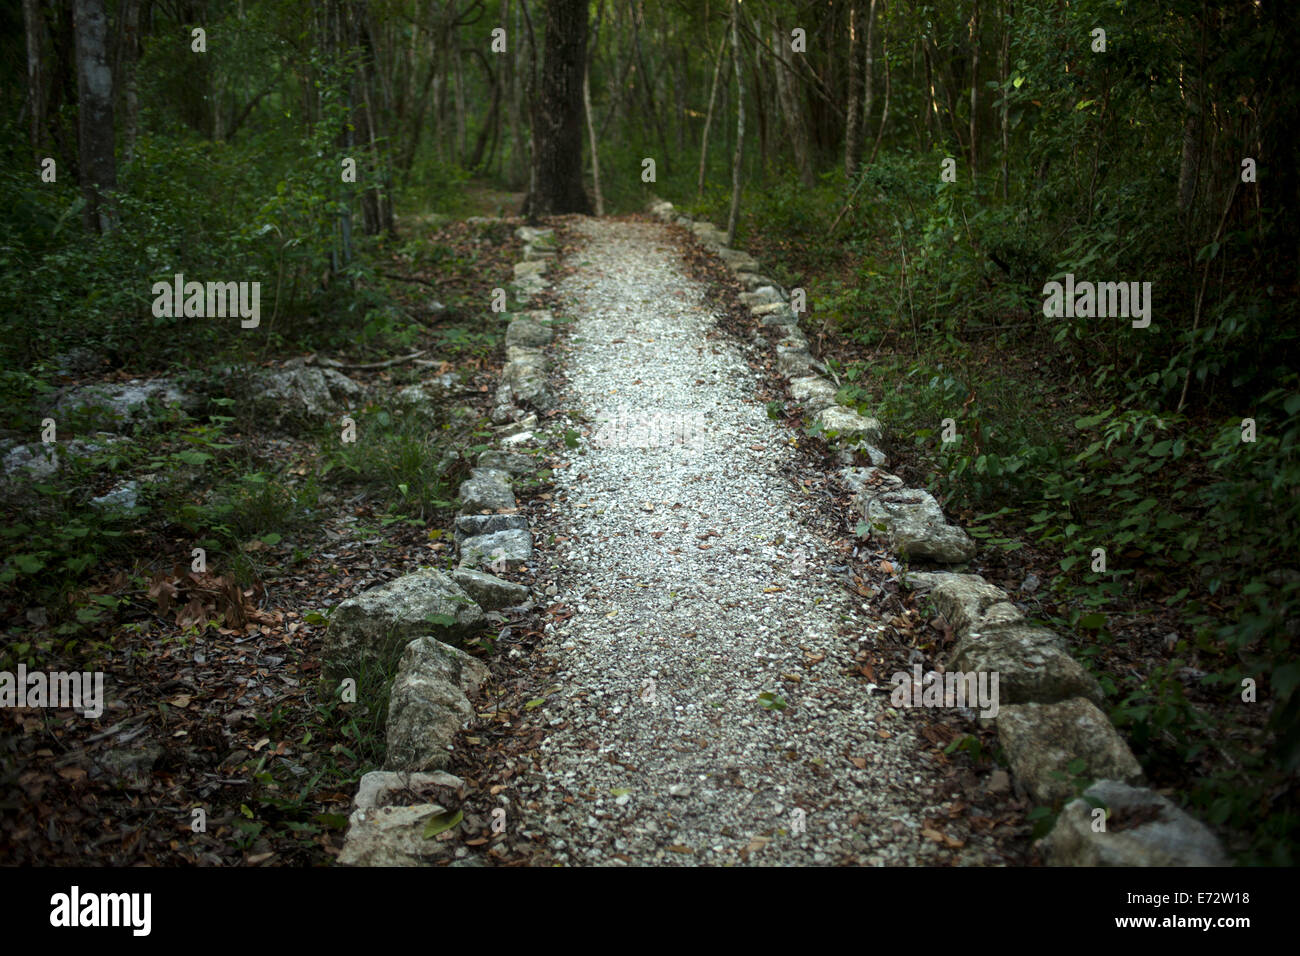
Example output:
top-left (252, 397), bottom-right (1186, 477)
top-left (454, 512), bottom-right (529, 545)
top-left (458, 468), bottom-right (516, 513)
top-left (385, 636), bottom-right (489, 772)
top-left (505, 312), bottom-right (555, 348)
top-left (1, 435), bottom-right (126, 483)
top-left (690, 221), bottom-right (727, 247)
top-left (716, 248), bottom-right (761, 273)
top-left (47, 378), bottom-right (192, 429)
top-left (497, 347), bottom-right (548, 409)
top-left (777, 347), bottom-right (814, 377)
top-left (89, 480), bottom-right (140, 513)
top-left (515, 226), bottom-right (554, 244)
top-left (997, 699), bottom-right (1144, 806)
top-left (777, 329), bottom-right (809, 352)
top-left (815, 406), bottom-right (884, 446)
top-left (859, 487), bottom-right (976, 563)
top-left (755, 303), bottom-right (798, 326)
top-left (912, 573), bottom-right (1012, 636)
top-left (949, 625), bottom-right (1104, 706)
top-left (841, 466), bottom-right (904, 499)
top-left (251, 362), bottom-right (364, 429)
top-left (476, 449), bottom-right (535, 475)
top-left (337, 805), bottom-right (451, 866)
top-left (459, 529), bottom-right (533, 571)
top-left (1040, 780), bottom-right (1229, 866)
top-left (789, 375), bottom-right (839, 410)
top-left (323, 570), bottom-right (483, 677)
top-left (740, 274), bottom-right (782, 292)
top-left (450, 568), bottom-right (530, 611)
top-left (353, 770), bottom-right (464, 814)
top-left (740, 288), bottom-right (785, 308)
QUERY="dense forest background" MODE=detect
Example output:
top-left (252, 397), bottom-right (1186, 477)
top-left (2, 0), bottom-right (1297, 864)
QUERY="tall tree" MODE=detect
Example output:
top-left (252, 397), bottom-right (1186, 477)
top-left (769, 20), bottom-right (813, 187)
top-left (725, 0), bottom-right (744, 245)
top-left (844, 1), bottom-right (864, 176)
top-left (697, 32), bottom-right (727, 198)
top-left (23, 0), bottom-right (46, 161)
top-left (529, 0), bottom-right (591, 215)
top-left (72, 0), bottom-right (115, 233)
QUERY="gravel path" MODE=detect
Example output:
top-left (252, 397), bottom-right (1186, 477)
top-left (521, 218), bottom-right (999, 865)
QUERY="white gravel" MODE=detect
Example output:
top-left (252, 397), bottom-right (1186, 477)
top-left (518, 218), bottom-right (1001, 865)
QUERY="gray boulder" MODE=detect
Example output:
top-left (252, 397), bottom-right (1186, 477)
top-left (450, 569), bottom-right (530, 611)
top-left (323, 570), bottom-right (483, 678)
top-left (859, 488), bottom-right (975, 563)
top-left (505, 312), bottom-right (555, 348)
top-left (454, 512), bottom-right (529, 545)
top-left (740, 274), bottom-right (782, 292)
top-left (777, 346), bottom-right (814, 378)
top-left (716, 248), bottom-right (761, 273)
top-left (385, 636), bottom-right (489, 772)
top-left (47, 378), bottom-right (191, 428)
top-left (949, 625), bottom-right (1104, 707)
top-left (789, 376), bottom-right (839, 411)
top-left (513, 259), bottom-right (548, 281)
top-left (337, 805), bottom-right (452, 866)
top-left (740, 288), bottom-right (785, 309)
top-left (515, 226), bottom-right (555, 244)
top-left (252, 362), bottom-right (364, 429)
top-left (756, 304), bottom-right (798, 326)
top-left (997, 698), bottom-right (1145, 806)
top-left (89, 480), bottom-right (140, 513)
top-left (1040, 779), bottom-right (1229, 866)
top-left (911, 573), bottom-right (1013, 637)
top-left (476, 449), bottom-right (535, 475)
top-left (338, 770), bottom-right (467, 866)
top-left (841, 466), bottom-right (904, 498)
top-left (497, 346), bottom-right (548, 409)
top-left (459, 529), bottom-right (533, 571)
top-left (458, 467), bottom-right (516, 513)
top-left (816, 406), bottom-right (884, 446)
top-left (690, 221), bottom-right (727, 247)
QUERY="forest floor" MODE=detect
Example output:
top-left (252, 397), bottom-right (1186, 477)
top-left (485, 217), bottom-right (1032, 865)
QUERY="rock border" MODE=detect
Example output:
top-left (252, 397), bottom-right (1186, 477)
top-left (646, 198), bottom-right (1227, 867)
top-left (334, 225), bottom-right (554, 865)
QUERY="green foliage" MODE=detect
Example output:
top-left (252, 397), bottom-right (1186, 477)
top-left (320, 402), bottom-right (472, 519)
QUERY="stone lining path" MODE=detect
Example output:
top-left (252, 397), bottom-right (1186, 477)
top-left (516, 218), bottom-right (1005, 865)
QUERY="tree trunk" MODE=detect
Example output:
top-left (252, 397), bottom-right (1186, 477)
top-left (73, 0), bottom-right (116, 233)
top-left (969, 0), bottom-right (980, 176)
top-left (629, 0), bottom-right (668, 169)
top-left (118, 0), bottom-right (140, 163)
top-left (697, 33), bottom-right (727, 198)
top-left (508, 0), bottom-right (525, 187)
top-left (23, 0), bottom-right (47, 161)
top-left (1000, 0), bottom-right (1010, 198)
top-left (351, 1), bottom-right (395, 236)
top-left (750, 30), bottom-right (767, 183)
top-left (726, 0), bottom-right (744, 246)
top-left (922, 39), bottom-right (937, 148)
top-left (453, 43), bottom-right (467, 164)
top-left (770, 23), bottom-right (813, 186)
top-left (467, 52), bottom-right (501, 171)
top-left (864, 0), bottom-right (877, 149)
top-left (530, 0), bottom-right (591, 216)
top-left (867, 34), bottom-right (890, 166)
top-left (845, 1), bottom-right (863, 177)
top-left (583, 50), bottom-right (604, 215)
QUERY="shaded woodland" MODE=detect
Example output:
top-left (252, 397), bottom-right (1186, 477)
top-left (2, 0), bottom-right (1298, 864)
